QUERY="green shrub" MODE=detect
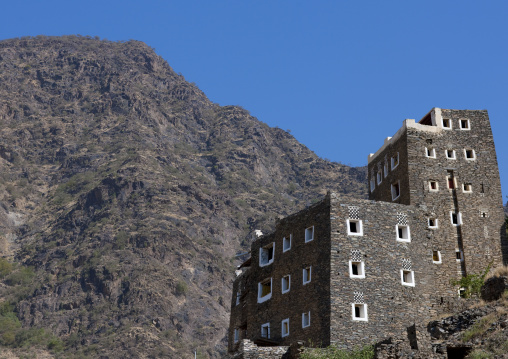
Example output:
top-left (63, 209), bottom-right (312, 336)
top-left (451, 261), bottom-right (492, 298)
top-left (5, 266), bottom-right (35, 286)
top-left (300, 344), bottom-right (374, 359)
top-left (0, 258), bottom-right (13, 279)
top-left (466, 350), bottom-right (492, 359)
top-left (175, 281), bottom-right (188, 296)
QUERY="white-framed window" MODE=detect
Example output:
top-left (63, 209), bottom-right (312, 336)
top-left (281, 275), bottom-right (291, 294)
top-left (305, 226), bottom-right (314, 243)
top-left (261, 323), bottom-right (270, 338)
top-left (428, 218), bottom-right (438, 229)
top-left (303, 266), bottom-right (312, 285)
top-left (463, 183), bottom-right (472, 193)
top-left (283, 235), bottom-right (292, 252)
top-left (377, 169), bottom-right (382, 185)
top-left (447, 176), bottom-right (456, 190)
top-left (429, 180), bottom-right (439, 192)
top-left (391, 153), bottom-right (399, 170)
top-left (281, 318), bottom-right (290, 337)
top-left (234, 328), bottom-right (239, 343)
top-left (302, 312), bottom-right (310, 328)
top-left (450, 212), bottom-right (462, 226)
top-left (349, 261), bottom-right (365, 279)
top-left (401, 269), bottom-right (415, 286)
top-left (236, 291), bottom-right (241, 305)
top-left (347, 219), bottom-right (363, 236)
top-left (257, 278), bottom-right (272, 303)
top-left (445, 149), bottom-right (456, 159)
top-left (384, 163), bottom-right (388, 177)
top-left (352, 303), bottom-right (368, 321)
top-left (396, 225), bottom-right (411, 242)
top-left (425, 147), bottom-right (436, 158)
top-left (432, 250), bottom-right (442, 264)
top-left (460, 119), bottom-right (470, 130)
top-left (259, 243), bottom-right (275, 267)
top-left (455, 249), bottom-right (464, 262)
top-left (464, 149), bottom-right (476, 160)
top-left (370, 178), bottom-right (375, 192)
top-left (391, 181), bottom-right (400, 201)
top-left (442, 118), bottom-right (452, 129)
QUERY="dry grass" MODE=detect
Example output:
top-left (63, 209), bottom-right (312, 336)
top-left (485, 265), bottom-right (508, 280)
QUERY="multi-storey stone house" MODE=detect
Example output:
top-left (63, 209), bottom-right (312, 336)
top-left (228, 108), bottom-right (507, 355)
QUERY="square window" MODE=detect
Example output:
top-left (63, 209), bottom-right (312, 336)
top-left (281, 318), bottom-right (289, 337)
top-left (464, 149), bottom-right (476, 160)
top-left (349, 261), bottom-right (365, 278)
top-left (455, 249), bottom-right (464, 262)
top-left (352, 303), bottom-right (368, 321)
top-left (234, 328), bottom-right (239, 343)
top-left (302, 312), bottom-right (310, 328)
top-left (261, 323), bottom-right (270, 338)
top-left (283, 235), bottom-right (292, 252)
top-left (425, 148), bottom-right (436, 158)
top-left (281, 275), bottom-right (291, 294)
top-left (347, 219), bottom-right (363, 236)
top-left (433, 250), bottom-right (442, 264)
top-left (391, 181), bottom-right (400, 201)
top-left (428, 218), bottom-right (438, 229)
top-left (384, 163), bottom-right (388, 177)
top-left (401, 269), bottom-right (415, 286)
top-left (303, 267), bottom-right (312, 285)
top-left (391, 153), bottom-right (399, 170)
top-left (377, 169), bottom-right (382, 185)
top-left (370, 178), bottom-right (375, 192)
top-left (450, 212), bottom-right (462, 226)
top-left (460, 119), bottom-right (470, 130)
top-left (305, 226), bottom-right (314, 243)
top-left (396, 225), bottom-right (411, 242)
top-left (258, 278), bottom-right (272, 303)
top-left (463, 183), bottom-right (472, 193)
top-left (259, 243), bottom-right (275, 267)
top-left (446, 149), bottom-right (456, 159)
top-left (442, 118), bottom-right (452, 129)
top-left (429, 180), bottom-right (439, 191)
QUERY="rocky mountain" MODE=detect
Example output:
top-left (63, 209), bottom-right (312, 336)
top-left (0, 36), bottom-right (367, 358)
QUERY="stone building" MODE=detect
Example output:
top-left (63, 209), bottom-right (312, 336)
top-left (228, 108), bottom-right (507, 355)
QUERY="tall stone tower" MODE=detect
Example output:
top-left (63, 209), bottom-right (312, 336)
top-left (367, 108), bottom-right (506, 293)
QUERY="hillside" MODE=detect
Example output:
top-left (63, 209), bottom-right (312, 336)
top-left (0, 36), bottom-right (367, 358)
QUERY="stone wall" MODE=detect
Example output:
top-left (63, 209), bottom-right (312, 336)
top-left (226, 340), bottom-right (289, 359)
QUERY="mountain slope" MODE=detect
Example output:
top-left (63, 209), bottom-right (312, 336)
top-left (0, 35), bottom-right (367, 358)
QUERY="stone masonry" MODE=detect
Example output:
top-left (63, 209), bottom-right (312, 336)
top-left (228, 108), bottom-right (507, 357)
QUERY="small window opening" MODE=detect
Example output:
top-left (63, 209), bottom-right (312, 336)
top-left (463, 183), bottom-right (472, 193)
top-left (446, 149), bottom-right (456, 159)
top-left (481, 183), bottom-right (485, 193)
top-left (429, 181), bottom-right (438, 191)
top-left (349, 261), bottom-right (365, 278)
top-left (451, 212), bottom-right (462, 226)
top-left (302, 312), bottom-right (310, 328)
top-left (432, 251), bottom-right (442, 264)
top-left (455, 249), bottom-right (464, 262)
top-left (391, 153), bottom-right (399, 169)
top-left (347, 219), bottom-right (363, 236)
top-left (425, 148), bottom-right (436, 158)
top-left (428, 218), bottom-right (438, 228)
top-left (305, 226), bottom-right (314, 243)
top-left (281, 275), bottom-right (290, 294)
top-left (384, 163), bottom-right (388, 177)
top-left (234, 328), bottom-right (239, 343)
top-left (370, 178), bottom-right (375, 192)
top-left (481, 211), bottom-right (487, 218)
top-left (236, 291), bottom-right (241, 305)
top-left (391, 182), bottom-right (400, 201)
top-left (447, 177), bottom-right (455, 189)
top-left (401, 270), bottom-right (415, 286)
top-left (281, 319), bottom-right (289, 337)
top-left (464, 149), bottom-right (476, 160)
top-left (377, 170), bottom-right (382, 184)
top-left (258, 278), bottom-right (272, 303)
top-left (396, 225), bottom-right (411, 242)
top-left (283, 235), bottom-right (291, 252)
top-left (442, 118), bottom-right (452, 129)
top-left (261, 323), bottom-right (270, 338)
top-left (303, 267), bottom-right (312, 284)
top-left (352, 304), bottom-right (368, 321)
top-left (259, 243), bottom-right (275, 267)
top-left (460, 119), bottom-right (470, 130)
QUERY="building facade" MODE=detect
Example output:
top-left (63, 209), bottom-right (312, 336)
top-left (228, 108), bottom-right (507, 354)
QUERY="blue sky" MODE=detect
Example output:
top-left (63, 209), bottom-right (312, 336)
top-left (2, 1), bottom-right (507, 201)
